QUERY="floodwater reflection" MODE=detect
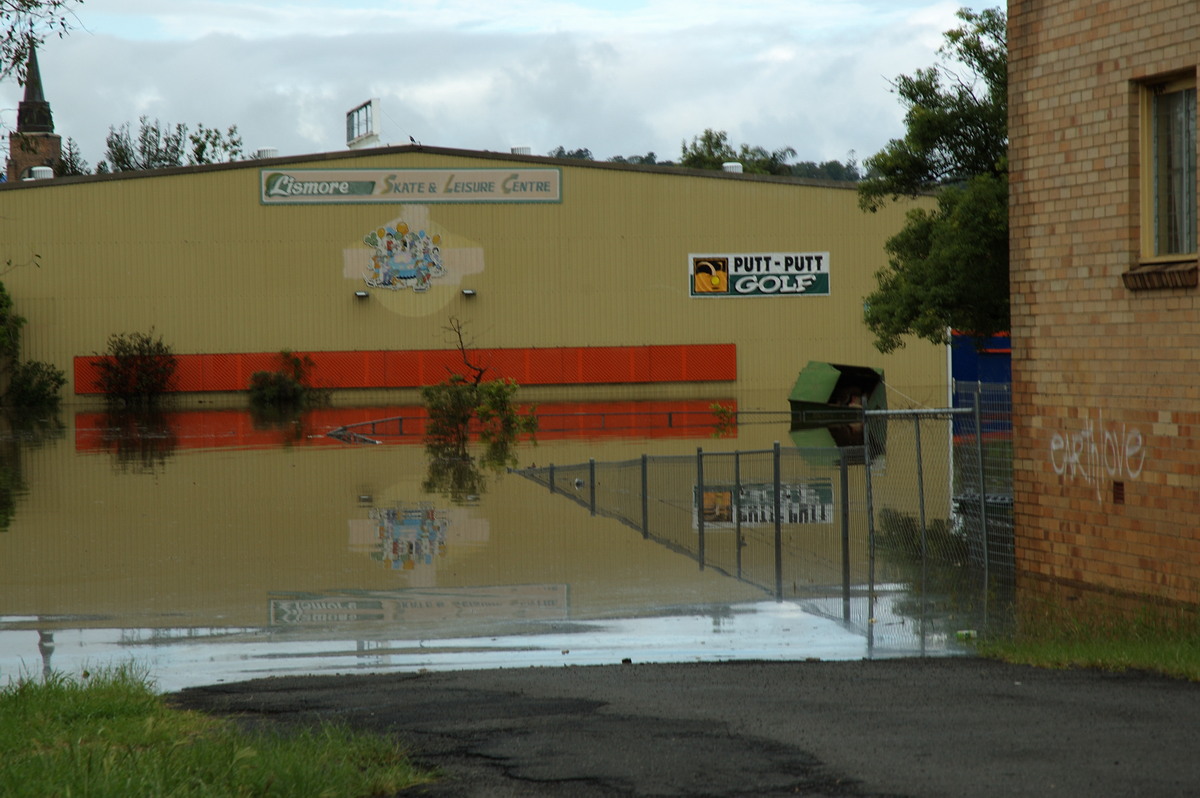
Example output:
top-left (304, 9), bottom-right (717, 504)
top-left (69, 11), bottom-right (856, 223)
top-left (0, 402), bottom-right (982, 692)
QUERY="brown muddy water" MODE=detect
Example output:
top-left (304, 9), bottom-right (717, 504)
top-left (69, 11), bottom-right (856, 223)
top-left (0, 400), bottom-right (980, 691)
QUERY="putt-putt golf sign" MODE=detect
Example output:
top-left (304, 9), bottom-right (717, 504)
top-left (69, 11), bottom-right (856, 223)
top-left (690, 252), bottom-right (830, 297)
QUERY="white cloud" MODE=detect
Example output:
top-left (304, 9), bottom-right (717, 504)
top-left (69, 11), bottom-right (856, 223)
top-left (5, 0), bottom-right (996, 166)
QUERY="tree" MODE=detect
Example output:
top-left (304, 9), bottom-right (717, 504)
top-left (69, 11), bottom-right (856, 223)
top-left (679, 129), bottom-right (736, 170)
top-left (547, 146), bottom-right (593, 160)
top-left (679, 129), bottom-right (796, 175)
top-left (0, 1), bottom-right (80, 84)
top-left (97, 117), bottom-right (244, 172)
top-left (422, 318), bottom-right (536, 502)
top-left (608, 151), bottom-right (666, 166)
top-left (92, 329), bottom-right (177, 407)
top-left (0, 279), bottom-right (65, 407)
top-left (55, 136), bottom-right (88, 176)
top-left (866, 172), bottom-right (1008, 353)
top-left (188, 123), bottom-right (244, 165)
top-left (99, 117), bottom-right (185, 172)
top-left (790, 156), bottom-right (860, 182)
top-left (858, 7), bottom-right (1008, 352)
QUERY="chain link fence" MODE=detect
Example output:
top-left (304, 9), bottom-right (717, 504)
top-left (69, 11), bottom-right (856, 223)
top-left (513, 383), bottom-right (1014, 647)
top-left (860, 382), bottom-right (1015, 638)
top-left (518, 445), bottom-right (863, 600)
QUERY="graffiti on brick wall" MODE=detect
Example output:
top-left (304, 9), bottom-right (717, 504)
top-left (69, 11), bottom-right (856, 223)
top-left (1049, 410), bottom-right (1145, 495)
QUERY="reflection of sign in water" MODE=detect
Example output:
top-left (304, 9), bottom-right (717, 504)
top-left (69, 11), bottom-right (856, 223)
top-left (268, 585), bottom-right (569, 627)
top-left (689, 252), bottom-right (830, 297)
top-left (369, 504), bottom-right (447, 570)
top-left (693, 480), bottom-right (834, 528)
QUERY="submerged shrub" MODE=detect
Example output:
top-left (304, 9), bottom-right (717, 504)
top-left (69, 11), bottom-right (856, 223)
top-left (249, 370), bottom-right (306, 405)
top-left (249, 350), bottom-right (324, 409)
top-left (0, 280), bottom-right (65, 408)
top-left (93, 329), bottom-right (177, 407)
top-left (4, 359), bottom-right (65, 408)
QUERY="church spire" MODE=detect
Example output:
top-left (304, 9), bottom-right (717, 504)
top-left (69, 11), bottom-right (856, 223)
top-left (16, 43), bottom-right (54, 134)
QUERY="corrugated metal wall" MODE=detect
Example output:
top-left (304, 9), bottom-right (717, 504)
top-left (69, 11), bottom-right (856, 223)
top-left (0, 148), bottom-right (942, 403)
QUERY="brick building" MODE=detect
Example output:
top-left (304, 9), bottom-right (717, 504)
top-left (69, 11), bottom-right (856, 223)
top-left (1009, 1), bottom-right (1200, 603)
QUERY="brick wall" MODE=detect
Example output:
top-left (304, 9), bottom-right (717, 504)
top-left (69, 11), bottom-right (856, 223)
top-left (1009, 0), bottom-right (1200, 603)
top-left (6, 131), bottom-right (60, 181)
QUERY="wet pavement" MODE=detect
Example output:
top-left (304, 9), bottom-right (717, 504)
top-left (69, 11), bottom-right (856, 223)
top-left (175, 657), bottom-right (1200, 797)
top-left (2, 592), bottom-right (965, 692)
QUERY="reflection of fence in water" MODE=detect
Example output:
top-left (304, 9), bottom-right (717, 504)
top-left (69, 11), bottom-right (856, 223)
top-left (514, 391), bottom-right (1014, 647)
top-left (514, 445), bottom-right (878, 639)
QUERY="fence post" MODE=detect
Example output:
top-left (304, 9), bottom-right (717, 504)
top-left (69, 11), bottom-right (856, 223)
top-left (589, 458), bottom-right (596, 516)
top-left (640, 453), bottom-right (649, 539)
top-left (773, 441), bottom-right (783, 601)
top-left (914, 415), bottom-right (928, 651)
top-left (548, 463), bottom-right (555, 494)
top-left (840, 450), bottom-right (851, 622)
top-left (914, 416), bottom-right (927, 559)
top-left (735, 450), bottom-right (743, 579)
top-left (862, 407), bottom-right (877, 618)
top-left (696, 447), bottom-right (705, 570)
top-left (974, 389), bottom-right (989, 613)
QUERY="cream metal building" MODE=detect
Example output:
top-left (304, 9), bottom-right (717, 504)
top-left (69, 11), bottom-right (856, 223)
top-left (0, 145), bottom-right (944, 407)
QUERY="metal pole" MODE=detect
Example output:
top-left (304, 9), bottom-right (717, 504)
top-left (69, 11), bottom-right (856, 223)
top-left (840, 451), bottom-right (851, 622)
top-left (548, 463), bottom-right (555, 494)
top-left (697, 447), bottom-right (706, 570)
top-left (735, 450), bottom-right (743, 579)
top-left (862, 406), bottom-right (876, 619)
top-left (773, 441), bottom-right (783, 601)
top-left (640, 453), bottom-right (649, 539)
top-left (915, 416), bottom-right (927, 557)
top-left (914, 415), bottom-right (928, 657)
top-left (974, 389), bottom-right (989, 620)
top-left (969, 386), bottom-right (988, 624)
top-left (589, 458), bottom-right (596, 516)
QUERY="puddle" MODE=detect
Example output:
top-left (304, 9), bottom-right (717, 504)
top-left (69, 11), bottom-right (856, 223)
top-left (0, 594), bottom-right (971, 692)
top-left (0, 404), bottom-right (986, 692)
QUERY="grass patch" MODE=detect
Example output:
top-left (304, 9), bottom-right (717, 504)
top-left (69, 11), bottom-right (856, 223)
top-left (0, 665), bottom-right (433, 797)
top-left (976, 596), bottom-right (1200, 681)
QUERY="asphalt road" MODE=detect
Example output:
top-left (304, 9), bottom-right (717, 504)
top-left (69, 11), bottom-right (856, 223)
top-left (174, 657), bottom-right (1200, 797)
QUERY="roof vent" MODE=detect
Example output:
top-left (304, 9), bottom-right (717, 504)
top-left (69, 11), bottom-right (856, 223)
top-left (511, 146), bottom-right (532, 155)
top-left (722, 162), bottom-right (743, 173)
top-left (26, 166), bottom-right (54, 180)
top-left (254, 147), bottom-right (278, 160)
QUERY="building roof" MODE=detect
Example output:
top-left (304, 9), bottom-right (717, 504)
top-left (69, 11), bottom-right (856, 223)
top-left (0, 141), bottom-right (862, 192)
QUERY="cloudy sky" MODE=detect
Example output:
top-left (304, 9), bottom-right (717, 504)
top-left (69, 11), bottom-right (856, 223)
top-left (3, 0), bottom-right (995, 168)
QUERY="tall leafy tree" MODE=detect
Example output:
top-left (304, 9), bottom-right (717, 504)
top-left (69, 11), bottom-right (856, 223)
top-left (99, 117), bottom-right (186, 172)
top-left (858, 7), bottom-right (1008, 352)
top-left (679, 129), bottom-right (797, 176)
top-left (547, 146), bottom-right (593, 160)
top-left (97, 116), bottom-right (243, 172)
top-left (679, 129), bottom-right (737, 170)
top-left (791, 157), bottom-right (860, 182)
top-left (188, 123), bottom-right (244, 165)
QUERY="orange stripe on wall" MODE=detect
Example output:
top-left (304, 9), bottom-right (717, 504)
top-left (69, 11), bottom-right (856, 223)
top-left (74, 344), bottom-right (737, 394)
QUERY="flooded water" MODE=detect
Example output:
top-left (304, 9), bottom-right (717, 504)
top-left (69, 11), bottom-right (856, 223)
top-left (0, 400), bottom-right (982, 692)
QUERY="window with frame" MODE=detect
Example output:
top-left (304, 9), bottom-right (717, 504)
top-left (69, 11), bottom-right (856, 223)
top-left (1143, 76), bottom-right (1197, 259)
top-left (1127, 75), bottom-right (1197, 290)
